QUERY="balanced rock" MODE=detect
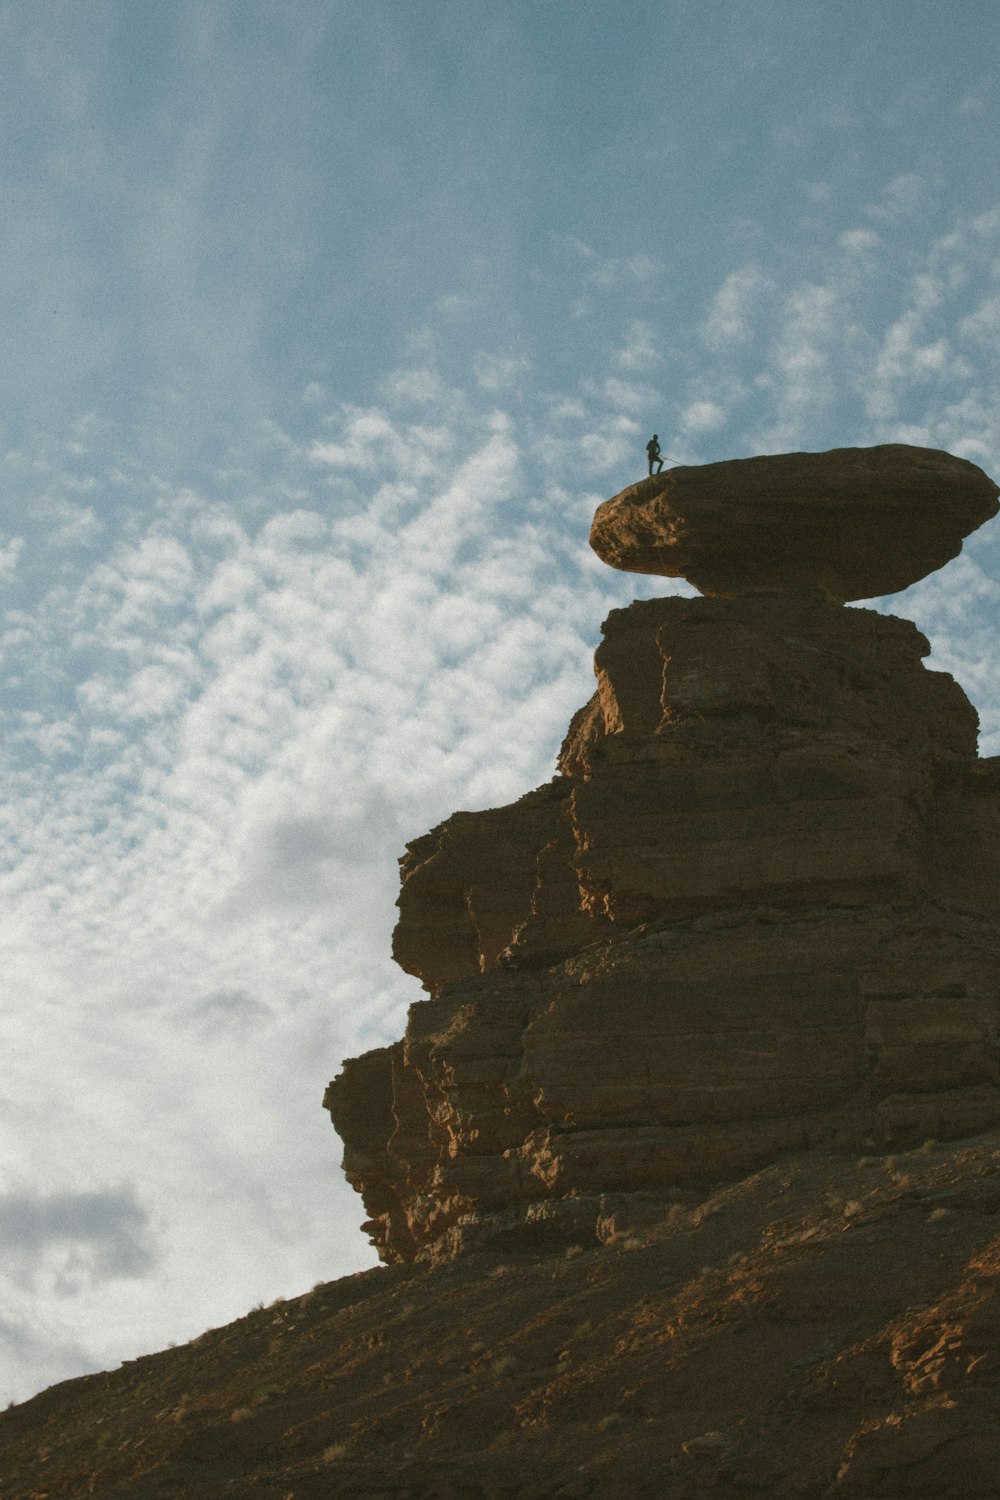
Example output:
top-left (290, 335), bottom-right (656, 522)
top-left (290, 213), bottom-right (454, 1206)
top-left (328, 445), bottom-right (1000, 1267)
top-left (589, 444), bottom-right (999, 599)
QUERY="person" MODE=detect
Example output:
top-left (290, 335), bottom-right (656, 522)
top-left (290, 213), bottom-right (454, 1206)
top-left (646, 434), bottom-right (664, 475)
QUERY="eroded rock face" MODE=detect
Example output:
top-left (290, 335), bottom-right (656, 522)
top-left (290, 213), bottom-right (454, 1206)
top-left (589, 445), bottom-right (999, 600)
top-left (327, 450), bottom-right (1000, 1266)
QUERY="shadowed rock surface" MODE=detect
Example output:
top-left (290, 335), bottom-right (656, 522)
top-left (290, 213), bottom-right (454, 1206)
top-left (589, 445), bottom-right (999, 600)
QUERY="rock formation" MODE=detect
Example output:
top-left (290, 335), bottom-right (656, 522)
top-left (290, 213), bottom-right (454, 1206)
top-left (589, 444), bottom-right (998, 600)
top-left (326, 444), bottom-right (1000, 1268)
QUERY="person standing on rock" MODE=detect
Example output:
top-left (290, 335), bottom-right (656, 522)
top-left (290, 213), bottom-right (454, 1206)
top-left (646, 434), bottom-right (664, 475)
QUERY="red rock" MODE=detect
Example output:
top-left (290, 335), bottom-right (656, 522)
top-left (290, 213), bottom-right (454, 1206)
top-left (589, 444), bottom-right (999, 599)
top-left (329, 561), bottom-right (1000, 1263)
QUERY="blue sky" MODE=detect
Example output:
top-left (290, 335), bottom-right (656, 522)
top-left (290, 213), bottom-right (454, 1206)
top-left (3, 0), bottom-right (1000, 1403)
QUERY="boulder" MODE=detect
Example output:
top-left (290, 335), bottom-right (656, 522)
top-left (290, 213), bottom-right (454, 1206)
top-left (589, 444), bottom-right (999, 599)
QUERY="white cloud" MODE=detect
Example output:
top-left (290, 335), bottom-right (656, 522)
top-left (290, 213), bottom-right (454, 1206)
top-left (681, 399), bottom-right (727, 433)
top-left (613, 320), bottom-right (662, 373)
top-left (473, 352), bottom-right (531, 393)
top-left (865, 171), bottom-right (932, 224)
top-left (837, 228), bottom-right (882, 255)
top-left (701, 265), bottom-right (770, 351)
top-left (0, 534), bottom-right (23, 576)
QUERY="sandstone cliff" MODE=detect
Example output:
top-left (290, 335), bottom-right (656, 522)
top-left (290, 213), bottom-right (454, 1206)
top-left (327, 445), bottom-right (1000, 1267)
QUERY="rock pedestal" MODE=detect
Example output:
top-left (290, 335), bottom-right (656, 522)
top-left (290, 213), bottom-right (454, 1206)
top-left (326, 445), bottom-right (1000, 1265)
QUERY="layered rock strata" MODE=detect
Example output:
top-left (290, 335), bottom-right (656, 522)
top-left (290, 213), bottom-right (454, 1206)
top-left (327, 447), bottom-right (1000, 1265)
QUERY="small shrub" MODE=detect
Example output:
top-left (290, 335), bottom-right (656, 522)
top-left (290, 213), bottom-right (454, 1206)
top-left (491, 1354), bottom-right (518, 1377)
top-left (929, 1206), bottom-right (952, 1223)
top-left (597, 1412), bottom-right (623, 1432)
top-left (843, 1199), bottom-right (864, 1218)
top-left (230, 1407), bottom-right (254, 1424)
top-left (564, 1244), bottom-right (584, 1258)
top-left (920, 1138), bottom-right (937, 1155)
top-left (323, 1442), bottom-right (347, 1463)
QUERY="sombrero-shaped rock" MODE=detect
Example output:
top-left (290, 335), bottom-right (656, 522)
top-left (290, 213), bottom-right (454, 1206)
top-left (590, 444), bottom-right (999, 600)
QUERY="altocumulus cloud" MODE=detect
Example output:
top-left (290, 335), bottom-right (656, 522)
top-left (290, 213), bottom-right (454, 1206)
top-left (0, 334), bottom-right (676, 1405)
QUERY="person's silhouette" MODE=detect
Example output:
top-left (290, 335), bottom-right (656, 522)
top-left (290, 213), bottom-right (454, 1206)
top-left (646, 434), bottom-right (664, 475)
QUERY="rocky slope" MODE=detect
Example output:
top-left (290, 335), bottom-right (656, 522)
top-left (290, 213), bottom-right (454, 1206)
top-left (4, 443), bottom-right (1000, 1499)
top-left (3, 1133), bottom-right (1000, 1498)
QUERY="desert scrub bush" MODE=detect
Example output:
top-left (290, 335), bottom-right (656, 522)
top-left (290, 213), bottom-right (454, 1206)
top-left (230, 1407), bottom-right (255, 1424)
top-left (323, 1443), bottom-right (348, 1463)
top-left (597, 1412), bottom-right (623, 1432)
top-left (929, 1206), bottom-right (952, 1223)
top-left (920, 1138), bottom-right (937, 1155)
top-left (491, 1355), bottom-right (518, 1377)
